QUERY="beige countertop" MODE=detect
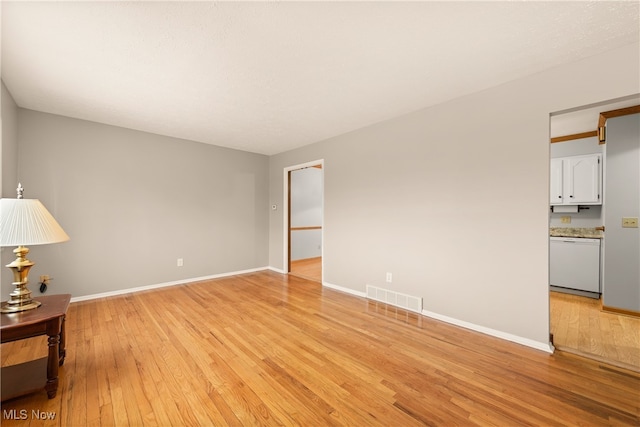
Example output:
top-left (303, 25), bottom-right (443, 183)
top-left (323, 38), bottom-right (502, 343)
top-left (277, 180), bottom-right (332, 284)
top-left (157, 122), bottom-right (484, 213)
top-left (550, 227), bottom-right (603, 239)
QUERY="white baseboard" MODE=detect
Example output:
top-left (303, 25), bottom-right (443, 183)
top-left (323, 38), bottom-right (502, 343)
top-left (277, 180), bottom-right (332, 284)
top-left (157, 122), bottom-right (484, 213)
top-left (267, 266), bottom-right (287, 274)
top-left (322, 281), bottom-right (366, 298)
top-left (70, 266), bottom-right (270, 303)
top-left (421, 308), bottom-right (554, 353)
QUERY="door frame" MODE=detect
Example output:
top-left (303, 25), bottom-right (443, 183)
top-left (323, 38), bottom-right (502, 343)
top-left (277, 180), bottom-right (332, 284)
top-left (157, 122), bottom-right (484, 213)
top-left (548, 97), bottom-right (640, 350)
top-left (283, 159), bottom-right (325, 277)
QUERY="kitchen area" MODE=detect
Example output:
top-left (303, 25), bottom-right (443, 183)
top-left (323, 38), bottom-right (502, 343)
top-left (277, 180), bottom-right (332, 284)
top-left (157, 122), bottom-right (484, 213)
top-left (549, 150), bottom-right (604, 299)
top-left (549, 96), bottom-right (640, 372)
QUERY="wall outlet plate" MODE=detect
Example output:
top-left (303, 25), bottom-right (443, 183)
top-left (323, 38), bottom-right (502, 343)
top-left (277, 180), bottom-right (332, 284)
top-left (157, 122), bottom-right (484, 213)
top-left (561, 216), bottom-right (571, 224)
top-left (622, 217), bottom-right (638, 228)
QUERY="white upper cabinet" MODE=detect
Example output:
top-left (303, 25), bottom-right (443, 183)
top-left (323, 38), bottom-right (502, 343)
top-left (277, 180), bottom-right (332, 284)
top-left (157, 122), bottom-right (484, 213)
top-left (550, 158), bottom-right (564, 204)
top-left (550, 154), bottom-right (602, 206)
top-left (565, 154), bottom-right (601, 204)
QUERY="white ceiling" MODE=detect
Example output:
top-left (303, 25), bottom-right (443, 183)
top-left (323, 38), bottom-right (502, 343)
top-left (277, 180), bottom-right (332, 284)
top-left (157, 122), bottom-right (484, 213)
top-left (2, 1), bottom-right (639, 155)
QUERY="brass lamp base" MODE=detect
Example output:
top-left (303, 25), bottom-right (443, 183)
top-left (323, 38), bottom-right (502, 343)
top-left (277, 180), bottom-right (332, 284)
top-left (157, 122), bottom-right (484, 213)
top-left (1, 299), bottom-right (41, 313)
top-left (1, 246), bottom-right (42, 314)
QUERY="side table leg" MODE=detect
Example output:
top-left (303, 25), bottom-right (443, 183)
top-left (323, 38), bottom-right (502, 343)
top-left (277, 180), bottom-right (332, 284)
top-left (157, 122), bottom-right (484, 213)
top-left (46, 333), bottom-right (60, 399)
top-left (59, 314), bottom-right (66, 366)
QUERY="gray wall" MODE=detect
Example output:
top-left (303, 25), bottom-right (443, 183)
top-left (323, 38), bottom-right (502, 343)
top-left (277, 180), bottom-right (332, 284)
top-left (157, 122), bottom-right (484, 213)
top-left (269, 42), bottom-right (640, 348)
top-left (9, 109), bottom-right (269, 299)
top-left (1, 81), bottom-right (19, 197)
top-left (549, 136), bottom-right (604, 228)
top-left (603, 113), bottom-right (640, 311)
top-left (550, 136), bottom-right (603, 158)
top-left (1, 81), bottom-right (20, 289)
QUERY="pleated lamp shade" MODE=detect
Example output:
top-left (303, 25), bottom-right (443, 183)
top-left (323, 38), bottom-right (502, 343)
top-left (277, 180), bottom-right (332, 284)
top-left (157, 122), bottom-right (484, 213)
top-left (0, 198), bottom-right (70, 247)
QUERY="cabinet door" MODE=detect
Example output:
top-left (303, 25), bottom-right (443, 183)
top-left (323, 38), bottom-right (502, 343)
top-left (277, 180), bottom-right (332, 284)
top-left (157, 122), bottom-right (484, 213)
top-left (550, 158), bottom-right (564, 204)
top-left (565, 154), bottom-right (601, 204)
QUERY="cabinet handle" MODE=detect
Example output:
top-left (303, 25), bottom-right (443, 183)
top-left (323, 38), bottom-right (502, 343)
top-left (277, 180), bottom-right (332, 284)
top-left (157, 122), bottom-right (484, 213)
top-left (569, 195), bottom-right (574, 198)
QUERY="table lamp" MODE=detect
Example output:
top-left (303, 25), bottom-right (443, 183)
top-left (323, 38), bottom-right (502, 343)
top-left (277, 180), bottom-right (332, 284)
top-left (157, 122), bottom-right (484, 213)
top-left (0, 184), bottom-right (69, 313)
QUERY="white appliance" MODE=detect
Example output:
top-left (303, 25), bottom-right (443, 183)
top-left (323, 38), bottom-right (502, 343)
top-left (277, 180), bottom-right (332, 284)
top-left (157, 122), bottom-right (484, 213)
top-left (550, 237), bottom-right (601, 296)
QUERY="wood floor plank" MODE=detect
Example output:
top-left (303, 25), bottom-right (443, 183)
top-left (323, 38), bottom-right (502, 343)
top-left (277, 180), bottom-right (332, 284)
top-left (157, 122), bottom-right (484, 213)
top-left (550, 291), bottom-right (640, 371)
top-left (290, 257), bottom-right (322, 282)
top-left (2, 271), bottom-right (639, 426)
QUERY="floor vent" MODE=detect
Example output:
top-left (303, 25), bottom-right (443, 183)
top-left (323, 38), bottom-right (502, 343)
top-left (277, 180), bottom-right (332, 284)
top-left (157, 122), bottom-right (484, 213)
top-left (366, 285), bottom-right (423, 313)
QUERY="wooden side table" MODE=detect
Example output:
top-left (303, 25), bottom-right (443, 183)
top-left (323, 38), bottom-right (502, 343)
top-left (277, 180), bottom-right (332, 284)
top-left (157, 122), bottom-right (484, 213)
top-left (1, 294), bottom-right (71, 401)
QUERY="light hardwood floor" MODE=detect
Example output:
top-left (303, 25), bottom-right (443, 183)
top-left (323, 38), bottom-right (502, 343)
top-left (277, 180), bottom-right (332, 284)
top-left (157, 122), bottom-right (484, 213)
top-left (2, 271), bottom-right (639, 426)
top-left (289, 256), bottom-right (322, 282)
top-left (550, 291), bottom-right (640, 372)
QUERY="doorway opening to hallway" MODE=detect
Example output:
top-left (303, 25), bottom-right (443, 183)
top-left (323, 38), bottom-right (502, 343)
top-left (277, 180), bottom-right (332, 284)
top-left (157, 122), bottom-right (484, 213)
top-left (285, 161), bottom-right (324, 282)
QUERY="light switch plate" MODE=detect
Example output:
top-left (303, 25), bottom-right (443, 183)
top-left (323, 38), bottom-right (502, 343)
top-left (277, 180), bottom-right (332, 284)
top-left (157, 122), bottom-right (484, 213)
top-left (622, 217), bottom-right (638, 228)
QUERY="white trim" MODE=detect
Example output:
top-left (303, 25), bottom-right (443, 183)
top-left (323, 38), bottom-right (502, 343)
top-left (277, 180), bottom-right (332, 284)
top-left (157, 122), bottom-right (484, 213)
top-left (322, 281), bottom-right (367, 298)
top-left (283, 159), bottom-right (325, 274)
top-left (70, 267), bottom-right (269, 303)
top-left (267, 266), bottom-right (287, 274)
top-left (421, 308), bottom-right (554, 353)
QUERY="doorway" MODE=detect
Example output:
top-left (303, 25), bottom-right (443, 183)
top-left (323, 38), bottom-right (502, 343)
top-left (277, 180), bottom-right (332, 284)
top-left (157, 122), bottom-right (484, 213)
top-left (548, 96), bottom-right (640, 371)
top-left (285, 161), bottom-right (324, 282)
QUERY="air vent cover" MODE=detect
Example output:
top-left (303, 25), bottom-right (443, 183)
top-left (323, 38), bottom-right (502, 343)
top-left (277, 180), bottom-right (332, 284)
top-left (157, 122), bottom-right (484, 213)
top-left (366, 285), bottom-right (422, 313)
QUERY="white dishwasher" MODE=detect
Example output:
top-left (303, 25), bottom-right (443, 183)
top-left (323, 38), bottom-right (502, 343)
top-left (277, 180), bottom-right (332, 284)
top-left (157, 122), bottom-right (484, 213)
top-left (550, 237), bottom-right (601, 296)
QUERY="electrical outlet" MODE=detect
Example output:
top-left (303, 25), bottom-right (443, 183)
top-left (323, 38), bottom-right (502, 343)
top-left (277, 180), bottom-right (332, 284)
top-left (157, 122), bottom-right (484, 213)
top-left (177, 258), bottom-right (184, 267)
top-left (39, 275), bottom-right (50, 283)
top-left (386, 272), bottom-right (392, 283)
top-left (561, 216), bottom-right (571, 224)
top-left (622, 217), bottom-right (638, 228)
